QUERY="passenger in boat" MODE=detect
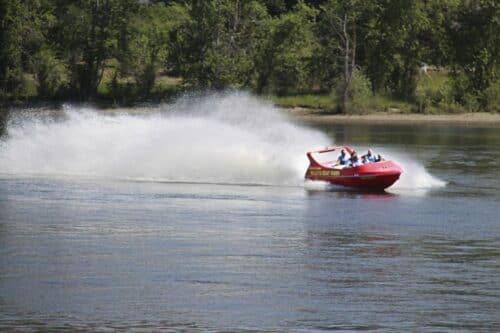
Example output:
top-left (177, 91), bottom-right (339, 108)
top-left (350, 151), bottom-right (361, 166)
top-left (337, 149), bottom-right (350, 165)
top-left (363, 149), bottom-right (376, 163)
top-left (361, 155), bottom-right (370, 164)
top-left (375, 154), bottom-right (385, 162)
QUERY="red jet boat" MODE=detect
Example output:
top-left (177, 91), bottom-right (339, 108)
top-left (305, 146), bottom-right (402, 190)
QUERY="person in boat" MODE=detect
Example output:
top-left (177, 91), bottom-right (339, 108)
top-left (363, 149), bottom-right (376, 163)
top-left (350, 151), bottom-right (361, 167)
top-left (361, 155), bottom-right (370, 164)
top-left (336, 149), bottom-right (350, 165)
top-left (375, 154), bottom-right (385, 162)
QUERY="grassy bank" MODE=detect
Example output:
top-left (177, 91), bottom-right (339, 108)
top-left (267, 94), bottom-right (416, 114)
top-left (268, 71), bottom-right (499, 114)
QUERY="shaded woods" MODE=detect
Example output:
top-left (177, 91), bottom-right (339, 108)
top-left (0, 0), bottom-right (498, 112)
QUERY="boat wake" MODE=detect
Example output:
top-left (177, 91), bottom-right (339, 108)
top-left (389, 154), bottom-right (446, 194)
top-left (0, 92), bottom-right (444, 191)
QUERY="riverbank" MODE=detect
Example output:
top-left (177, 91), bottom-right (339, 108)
top-left (2, 98), bottom-right (499, 127)
top-left (285, 107), bottom-right (500, 126)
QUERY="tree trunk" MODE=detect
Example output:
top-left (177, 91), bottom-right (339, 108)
top-left (342, 14), bottom-right (350, 113)
top-left (234, 0), bottom-right (240, 31)
top-left (351, 21), bottom-right (356, 72)
top-left (80, 0), bottom-right (111, 100)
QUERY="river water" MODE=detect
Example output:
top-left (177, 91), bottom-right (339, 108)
top-left (0, 94), bottom-right (499, 332)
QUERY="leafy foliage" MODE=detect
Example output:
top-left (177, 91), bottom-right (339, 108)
top-left (252, 2), bottom-right (317, 94)
top-left (126, 3), bottom-right (188, 96)
top-left (0, 0), bottom-right (497, 112)
top-left (0, 0), bottom-right (28, 96)
top-left (448, 0), bottom-right (499, 110)
top-left (31, 48), bottom-right (69, 98)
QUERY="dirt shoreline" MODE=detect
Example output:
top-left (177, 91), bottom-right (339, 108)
top-left (285, 108), bottom-right (500, 126)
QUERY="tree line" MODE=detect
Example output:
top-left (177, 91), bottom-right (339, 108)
top-left (0, 0), bottom-right (498, 112)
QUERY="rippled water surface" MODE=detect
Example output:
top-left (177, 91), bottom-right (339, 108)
top-left (0, 102), bottom-right (499, 332)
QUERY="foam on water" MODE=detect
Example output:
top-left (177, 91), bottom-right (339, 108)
top-left (0, 92), bottom-right (445, 190)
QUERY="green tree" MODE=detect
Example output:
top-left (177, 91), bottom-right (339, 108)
top-left (252, 1), bottom-right (317, 94)
top-left (364, 1), bottom-right (424, 99)
top-left (31, 48), bottom-right (69, 98)
top-left (448, 0), bottom-right (499, 110)
top-left (0, 0), bottom-right (57, 99)
top-left (0, 0), bottom-right (27, 97)
top-left (125, 2), bottom-right (188, 96)
top-left (24, 1), bottom-right (69, 98)
top-left (53, 0), bottom-right (139, 100)
top-left (170, 0), bottom-right (233, 88)
top-left (314, 0), bottom-right (367, 112)
top-left (170, 0), bottom-right (270, 89)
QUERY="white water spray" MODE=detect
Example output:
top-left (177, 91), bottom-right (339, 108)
top-left (0, 92), bottom-right (444, 190)
top-left (0, 93), bottom-right (327, 185)
top-left (389, 153), bottom-right (446, 193)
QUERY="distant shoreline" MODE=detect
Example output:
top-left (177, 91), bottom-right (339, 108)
top-left (285, 107), bottom-right (500, 127)
top-left (2, 100), bottom-right (499, 127)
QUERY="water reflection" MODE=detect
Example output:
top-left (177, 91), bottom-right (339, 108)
top-left (305, 229), bottom-right (402, 258)
top-left (304, 228), bottom-right (499, 265)
top-left (301, 226), bottom-right (500, 331)
top-left (316, 123), bottom-right (500, 147)
top-left (417, 236), bottom-right (500, 263)
top-left (0, 315), bottom-right (204, 333)
top-left (305, 186), bottom-right (398, 200)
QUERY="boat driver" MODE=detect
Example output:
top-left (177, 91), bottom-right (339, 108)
top-left (337, 149), bottom-right (350, 165)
